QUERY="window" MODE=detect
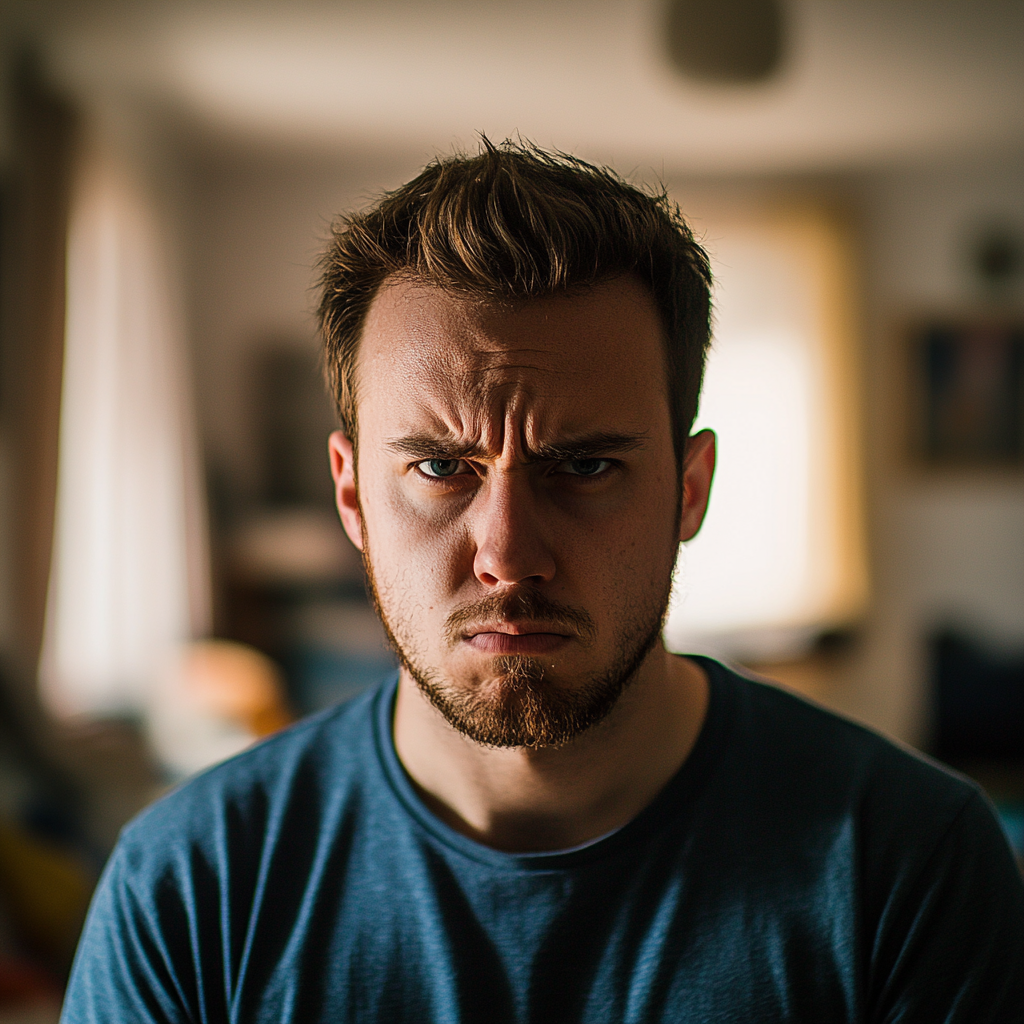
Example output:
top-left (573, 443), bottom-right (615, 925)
top-left (664, 207), bottom-right (868, 661)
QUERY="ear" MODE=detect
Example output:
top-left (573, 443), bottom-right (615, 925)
top-left (678, 429), bottom-right (716, 542)
top-left (329, 431), bottom-right (364, 552)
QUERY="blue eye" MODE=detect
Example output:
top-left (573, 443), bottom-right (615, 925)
top-left (418, 459), bottom-right (463, 478)
top-left (561, 458), bottom-right (611, 477)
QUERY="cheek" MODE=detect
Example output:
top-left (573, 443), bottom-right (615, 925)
top-left (600, 523), bottom-right (676, 589)
top-left (361, 478), bottom-right (470, 597)
top-left (592, 495), bottom-right (679, 603)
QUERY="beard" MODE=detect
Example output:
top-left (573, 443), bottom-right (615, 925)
top-left (361, 544), bottom-right (672, 749)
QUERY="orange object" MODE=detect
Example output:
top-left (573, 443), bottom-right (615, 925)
top-left (180, 641), bottom-right (293, 738)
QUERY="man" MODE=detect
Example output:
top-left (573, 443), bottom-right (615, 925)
top-left (63, 142), bottom-right (1023, 1023)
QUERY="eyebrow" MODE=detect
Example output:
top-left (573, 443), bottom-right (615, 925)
top-left (383, 431), bottom-right (649, 462)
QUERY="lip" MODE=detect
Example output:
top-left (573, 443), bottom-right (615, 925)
top-left (463, 622), bottom-right (573, 656)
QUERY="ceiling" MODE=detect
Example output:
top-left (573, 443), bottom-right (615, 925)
top-left (6, 0), bottom-right (1024, 173)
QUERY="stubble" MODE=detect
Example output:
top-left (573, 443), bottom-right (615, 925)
top-left (361, 543), bottom-right (672, 749)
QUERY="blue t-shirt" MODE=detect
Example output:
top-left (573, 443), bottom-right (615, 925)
top-left (63, 659), bottom-right (1023, 1023)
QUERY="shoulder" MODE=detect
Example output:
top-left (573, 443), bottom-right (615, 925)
top-left (696, 659), bottom-right (995, 878)
top-left (117, 681), bottom-right (388, 874)
top-left (702, 659), bottom-right (1024, 1011)
top-left (63, 681), bottom-right (400, 1022)
top-left (708, 659), bottom-right (980, 813)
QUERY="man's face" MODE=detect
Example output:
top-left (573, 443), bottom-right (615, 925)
top-left (333, 275), bottom-right (695, 747)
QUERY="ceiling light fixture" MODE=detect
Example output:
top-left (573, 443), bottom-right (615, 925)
top-left (665, 0), bottom-right (785, 84)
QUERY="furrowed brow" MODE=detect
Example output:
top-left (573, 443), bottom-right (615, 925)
top-left (383, 430), bottom-right (649, 462)
top-left (528, 432), bottom-right (649, 462)
top-left (384, 434), bottom-right (488, 461)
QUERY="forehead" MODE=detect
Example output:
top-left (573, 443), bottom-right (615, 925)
top-left (355, 275), bottom-right (669, 440)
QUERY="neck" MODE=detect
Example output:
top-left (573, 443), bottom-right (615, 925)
top-left (392, 648), bottom-right (709, 853)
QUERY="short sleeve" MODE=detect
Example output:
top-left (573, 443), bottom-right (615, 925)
top-left (867, 790), bottom-right (1024, 1024)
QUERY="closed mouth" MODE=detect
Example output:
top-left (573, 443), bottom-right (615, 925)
top-left (462, 622), bottom-right (574, 655)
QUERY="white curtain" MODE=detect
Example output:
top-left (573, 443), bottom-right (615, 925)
top-left (39, 138), bottom-right (211, 717)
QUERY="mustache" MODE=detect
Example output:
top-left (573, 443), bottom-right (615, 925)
top-left (443, 589), bottom-right (598, 647)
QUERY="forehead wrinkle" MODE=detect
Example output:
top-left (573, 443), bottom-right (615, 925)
top-left (404, 368), bottom-right (652, 465)
top-left (463, 360), bottom-right (577, 426)
top-left (473, 365), bottom-right (573, 385)
top-left (468, 350), bottom-right (557, 370)
top-left (410, 364), bottom-right (536, 458)
top-left (383, 391), bottom-right (532, 462)
top-left (466, 345), bottom-right (575, 375)
top-left (396, 388), bottom-right (512, 459)
top-left (361, 278), bottom-right (667, 461)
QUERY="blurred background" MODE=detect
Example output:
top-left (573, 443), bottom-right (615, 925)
top-left (0, 0), bottom-right (1021, 1015)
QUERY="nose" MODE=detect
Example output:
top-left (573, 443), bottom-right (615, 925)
top-left (471, 471), bottom-right (556, 587)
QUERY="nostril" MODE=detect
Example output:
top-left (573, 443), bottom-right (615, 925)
top-left (473, 553), bottom-right (556, 587)
top-left (471, 508), bottom-right (557, 585)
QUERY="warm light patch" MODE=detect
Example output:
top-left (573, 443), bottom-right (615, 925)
top-left (665, 209), bottom-right (867, 659)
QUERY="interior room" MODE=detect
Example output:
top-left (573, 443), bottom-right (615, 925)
top-left (0, 0), bottom-right (1021, 1016)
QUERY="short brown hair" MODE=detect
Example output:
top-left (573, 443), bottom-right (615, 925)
top-left (317, 139), bottom-right (712, 459)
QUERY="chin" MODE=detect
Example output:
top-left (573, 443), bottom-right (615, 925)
top-left (457, 652), bottom-right (588, 696)
top-left (409, 650), bottom-right (638, 749)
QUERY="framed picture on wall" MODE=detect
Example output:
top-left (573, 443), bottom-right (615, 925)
top-left (910, 316), bottom-right (1024, 466)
